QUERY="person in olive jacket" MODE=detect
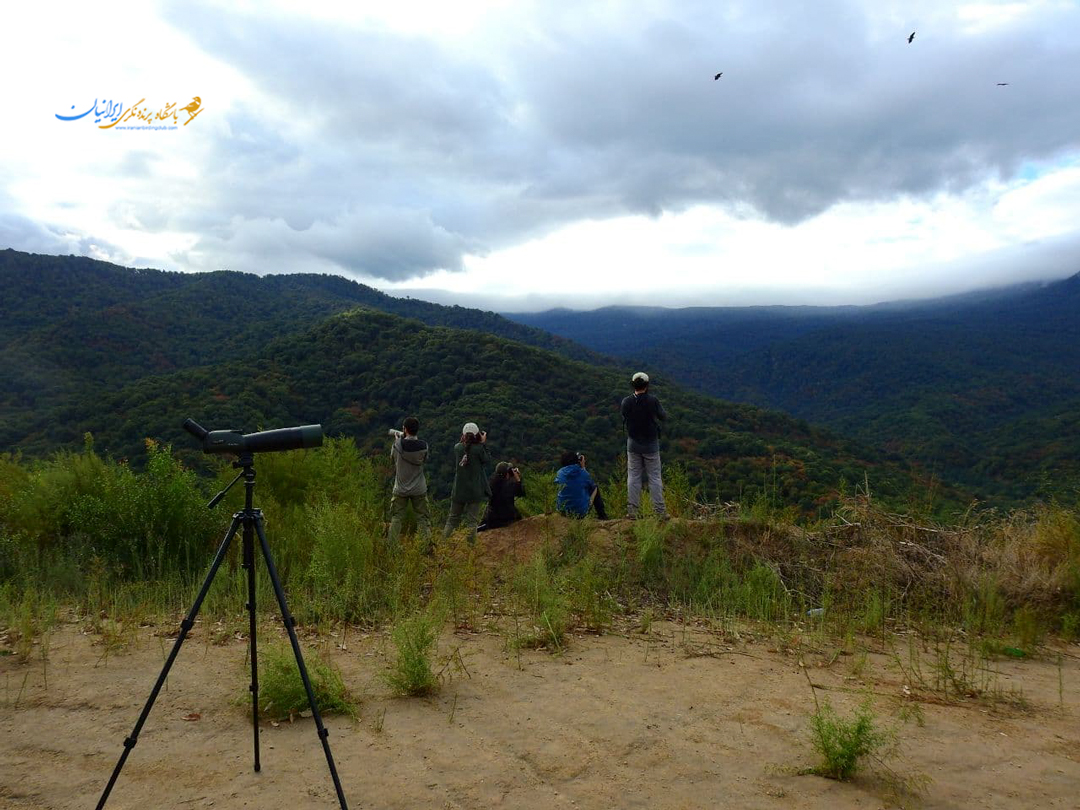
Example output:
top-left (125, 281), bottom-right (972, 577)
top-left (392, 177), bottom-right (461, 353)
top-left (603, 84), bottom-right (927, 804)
top-left (442, 422), bottom-right (491, 542)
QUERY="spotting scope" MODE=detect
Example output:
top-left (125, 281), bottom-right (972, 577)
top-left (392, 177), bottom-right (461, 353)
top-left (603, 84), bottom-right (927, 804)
top-left (183, 418), bottom-right (323, 455)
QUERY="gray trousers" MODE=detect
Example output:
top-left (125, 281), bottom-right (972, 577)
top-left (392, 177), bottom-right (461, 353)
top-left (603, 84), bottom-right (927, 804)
top-left (443, 500), bottom-right (483, 542)
top-left (627, 449), bottom-right (666, 517)
top-left (388, 493), bottom-right (431, 548)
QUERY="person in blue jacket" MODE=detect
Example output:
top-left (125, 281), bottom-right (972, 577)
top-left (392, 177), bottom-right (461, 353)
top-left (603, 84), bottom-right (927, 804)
top-left (554, 451), bottom-right (609, 519)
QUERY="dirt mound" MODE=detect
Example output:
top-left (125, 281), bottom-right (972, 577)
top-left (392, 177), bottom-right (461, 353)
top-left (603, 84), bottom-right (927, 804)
top-left (475, 514), bottom-right (636, 565)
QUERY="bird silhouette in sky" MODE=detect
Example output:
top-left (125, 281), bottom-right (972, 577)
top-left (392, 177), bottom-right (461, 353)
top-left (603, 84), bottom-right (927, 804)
top-left (908, 31), bottom-right (915, 43)
top-left (997, 82), bottom-right (1009, 86)
top-left (714, 72), bottom-right (723, 80)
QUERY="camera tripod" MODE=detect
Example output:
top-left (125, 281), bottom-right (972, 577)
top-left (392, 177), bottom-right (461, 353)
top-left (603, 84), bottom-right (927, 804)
top-left (96, 454), bottom-right (349, 809)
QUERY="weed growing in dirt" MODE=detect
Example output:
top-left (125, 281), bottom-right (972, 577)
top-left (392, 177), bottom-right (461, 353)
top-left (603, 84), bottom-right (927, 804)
top-left (565, 554), bottom-right (618, 632)
top-left (508, 554), bottom-right (569, 651)
top-left (891, 634), bottom-right (1028, 709)
top-left (257, 642), bottom-right (356, 720)
top-left (637, 608), bottom-right (656, 634)
top-left (807, 697), bottom-right (892, 780)
top-left (633, 519), bottom-right (666, 588)
top-left (10, 591), bottom-right (57, 662)
top-left (383, 610), bottom-right (440, 696)
top-left (433, 530), bottom-right (492, 630)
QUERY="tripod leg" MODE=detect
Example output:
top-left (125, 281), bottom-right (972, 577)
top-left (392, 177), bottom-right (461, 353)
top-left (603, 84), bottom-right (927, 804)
top-left (96, 515), bottom-right (243, 810)
top-left (242, 519), bottom-right (261, 772)
top-left (253, 514), bottom-right (350, 810)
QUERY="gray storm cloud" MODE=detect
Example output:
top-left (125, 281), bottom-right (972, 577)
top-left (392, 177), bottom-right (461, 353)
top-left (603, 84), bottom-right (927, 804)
top-left (182, 208), bottom-right (480, 278)
top-left (156, 0), bottom-right (1080, 282)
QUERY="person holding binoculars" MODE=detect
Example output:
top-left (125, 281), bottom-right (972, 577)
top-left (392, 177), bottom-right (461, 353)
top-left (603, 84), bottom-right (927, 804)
top-left (387, 416), bottom-right (431, 549)
top-left (479, 461), bottom-right (525, 531)
top-left (554, 450), bottom-right (609, 520)
top-left (442, 422), bottom-right (490, 542)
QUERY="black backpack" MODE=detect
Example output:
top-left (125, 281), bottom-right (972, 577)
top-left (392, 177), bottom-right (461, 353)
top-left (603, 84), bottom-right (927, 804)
top-left (624, 393), bottom-right (660, 441)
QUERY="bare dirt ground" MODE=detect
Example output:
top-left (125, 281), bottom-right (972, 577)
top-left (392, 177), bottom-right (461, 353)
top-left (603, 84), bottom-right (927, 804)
top-left (3, 614), bottom-right (1079, 810)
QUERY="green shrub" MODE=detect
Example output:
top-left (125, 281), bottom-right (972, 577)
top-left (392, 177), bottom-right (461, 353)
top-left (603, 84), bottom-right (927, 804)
top-left (726, 562), bottom-right (790, 622)
top-left (1062, 611), bottom-right (1080, 640)
top-left (257, 642), bottom-right (356, 720)
top-left (634, 520), bottom-right (665, 588)
top-left (383, 611), bottom-right (440, 696)
top-left (302, 498), bottom-right (381, 624)
top-left (1012, 606), bottom-right (1046, 652)
top-left (69, 441), bottom-right (222, 578)
top-left (510, 554), bottom-right (569, 650)
top-left (566, 554), bottom-right (618, 632)
top-left (962, 575), bottom-right (1007, 636)
top-left (663, 462), bottom-right (699, 518)
top-left (808, 698), bottom-right (891, 780)
top-left (516, 468), bottom-right (558, 518)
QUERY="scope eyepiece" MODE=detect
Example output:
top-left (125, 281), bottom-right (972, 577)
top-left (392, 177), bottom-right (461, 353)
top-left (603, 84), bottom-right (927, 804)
top-left (182, 418), bottom-right (209, 440)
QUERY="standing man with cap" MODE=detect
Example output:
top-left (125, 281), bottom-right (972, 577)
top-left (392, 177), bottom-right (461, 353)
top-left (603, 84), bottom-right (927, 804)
top-left (621, 372), bottom-right (668, 519)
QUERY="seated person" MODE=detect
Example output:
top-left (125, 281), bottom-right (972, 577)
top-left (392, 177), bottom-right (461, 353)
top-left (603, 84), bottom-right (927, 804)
top-left (478, 462), bottom-right (525, 531)
top-left (554, 451), bottom-right (609, 519)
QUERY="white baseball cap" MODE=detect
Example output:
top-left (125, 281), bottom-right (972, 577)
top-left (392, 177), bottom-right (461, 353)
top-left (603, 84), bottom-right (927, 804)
top-left (631, 372), bottom-right (649, 384)
top-left (462, 422), bottom-right (480, 435)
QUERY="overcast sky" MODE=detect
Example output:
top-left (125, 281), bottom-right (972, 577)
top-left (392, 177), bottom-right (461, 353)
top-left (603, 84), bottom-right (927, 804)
top-left (3, 0), bottom-right (1079, 310)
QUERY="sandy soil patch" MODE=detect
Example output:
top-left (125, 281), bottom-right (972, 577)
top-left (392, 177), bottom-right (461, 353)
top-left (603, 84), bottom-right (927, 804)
top-left (3, 618), bottom-right (1079, 810)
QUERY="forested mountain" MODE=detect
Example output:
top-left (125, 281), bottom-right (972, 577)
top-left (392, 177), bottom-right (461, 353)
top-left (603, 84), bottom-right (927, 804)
top-left (0, 249), bottom-right (603, 456)
top-left (0, 250), bottom-right (937, 514)
top-left (510, 274), bottom-right (1080, 501)
top-left (41, 309), bottom-right (928, 511)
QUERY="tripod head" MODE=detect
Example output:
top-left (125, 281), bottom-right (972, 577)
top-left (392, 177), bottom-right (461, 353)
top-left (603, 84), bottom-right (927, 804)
top-left (183, 418), bottom-right (323, 455)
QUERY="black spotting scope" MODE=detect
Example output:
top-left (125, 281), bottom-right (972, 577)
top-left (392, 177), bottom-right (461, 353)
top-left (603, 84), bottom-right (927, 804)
top-left (183, 418), bottom-right (323, 455)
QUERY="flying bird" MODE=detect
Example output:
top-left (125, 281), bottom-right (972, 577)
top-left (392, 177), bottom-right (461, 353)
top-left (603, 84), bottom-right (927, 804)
top-left (714, 72), bottom-right (723, 80)
top-left (997, 82), bottom-right (1009, 86)
top-left (908, 31), bottom-right (915, 43)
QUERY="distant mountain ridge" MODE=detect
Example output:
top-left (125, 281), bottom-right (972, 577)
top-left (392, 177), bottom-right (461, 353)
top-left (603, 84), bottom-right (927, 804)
top-left (509, 273), bottom-right (1080, 501)
top-left (0, 248), bottom-right (602, 362)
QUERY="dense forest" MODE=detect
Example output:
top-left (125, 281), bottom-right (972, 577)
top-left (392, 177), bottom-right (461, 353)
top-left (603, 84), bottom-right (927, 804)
top-left (512, 275), bottom-right (1080, 502)
top-left (0, 250), bottom-right (942, 516)
top-left (40, 309), bottom-right (928, 512)
top-left (0, 249), bottom-right (603, 457)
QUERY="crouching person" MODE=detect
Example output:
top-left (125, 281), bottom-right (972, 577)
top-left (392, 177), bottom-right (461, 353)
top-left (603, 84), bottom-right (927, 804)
top-left (555, 451), bottom-right (609, 520)
top-left (479, 462), bottom-right (524, 532)
top-left (388, 416), bottom-right (431, 550)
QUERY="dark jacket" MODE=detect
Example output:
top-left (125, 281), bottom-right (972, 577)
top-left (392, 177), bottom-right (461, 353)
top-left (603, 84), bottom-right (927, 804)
top-left (555, 464), bottom-right (596, 517)
top-left (391, 435), bottom-right (428, 496)
top-left (451, 442), bottom-right (491, 504)
top-left (483, 474), bottom-right (524, 528)
top-left (620, 391), bottom-right (667, 454)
